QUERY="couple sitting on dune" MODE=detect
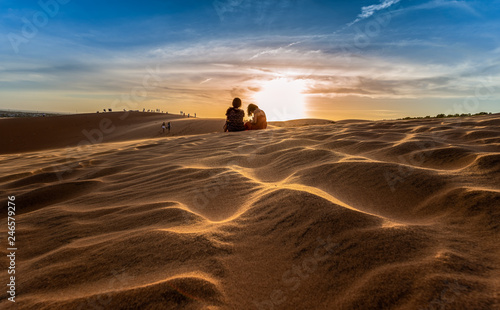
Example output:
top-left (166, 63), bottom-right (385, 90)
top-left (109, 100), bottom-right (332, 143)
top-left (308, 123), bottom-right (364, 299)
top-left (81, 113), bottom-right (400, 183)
top-left (224, 98), bottom-right (267, 132)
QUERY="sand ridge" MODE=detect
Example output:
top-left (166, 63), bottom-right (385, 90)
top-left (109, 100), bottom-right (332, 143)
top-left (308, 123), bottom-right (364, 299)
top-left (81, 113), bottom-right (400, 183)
top-left (0, 113), bottom-right (499, 309)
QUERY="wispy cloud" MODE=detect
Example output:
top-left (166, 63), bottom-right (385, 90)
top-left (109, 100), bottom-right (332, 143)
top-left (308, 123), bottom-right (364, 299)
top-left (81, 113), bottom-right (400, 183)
top-left (2, 37), bottom-right (495, 99)
top-left (248, 41), bottom-right (301, 60)
top-left (200, 78), bottom-right (213, 84)
top-left (400, 0), bottom-right (481, 17)
top-left (348, 0), bottom-right (401, 26)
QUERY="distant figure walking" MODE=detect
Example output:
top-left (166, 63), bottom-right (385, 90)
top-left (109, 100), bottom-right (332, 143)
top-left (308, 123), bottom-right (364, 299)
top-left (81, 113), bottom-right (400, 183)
top-left (245, 104), bottom-right (267, 130)
top-left (161, 122), bottom-right (166, 133)
top-left (167, 122), bottom-right (171, 133)
top-left (224, 98), bottom-right (246, 132)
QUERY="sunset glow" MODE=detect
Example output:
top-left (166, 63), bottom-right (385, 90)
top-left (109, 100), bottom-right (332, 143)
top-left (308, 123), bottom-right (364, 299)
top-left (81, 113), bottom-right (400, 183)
top-left (253, 78), bottom-right (307, 121)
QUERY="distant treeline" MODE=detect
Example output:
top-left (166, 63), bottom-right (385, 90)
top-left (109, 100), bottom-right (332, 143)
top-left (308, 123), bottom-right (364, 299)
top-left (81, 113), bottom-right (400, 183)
top-left (399, 112), bottom-right (492, 120)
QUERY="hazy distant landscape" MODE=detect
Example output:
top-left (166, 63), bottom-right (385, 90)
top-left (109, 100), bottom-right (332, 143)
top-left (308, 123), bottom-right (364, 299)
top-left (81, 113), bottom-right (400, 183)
top-left (0, 110), bottom-right (64, 118)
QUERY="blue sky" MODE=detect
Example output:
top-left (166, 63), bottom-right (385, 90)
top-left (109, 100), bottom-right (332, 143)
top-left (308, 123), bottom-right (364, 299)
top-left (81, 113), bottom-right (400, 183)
top-left (1, 0), bottom-right (499, 120)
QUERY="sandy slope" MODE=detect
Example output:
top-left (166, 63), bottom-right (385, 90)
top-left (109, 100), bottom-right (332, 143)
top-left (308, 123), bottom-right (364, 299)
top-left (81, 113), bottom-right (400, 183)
top-left (0, 113), bottom-right (499, 309)
top-left (0, 112), bottom-right (225, 154)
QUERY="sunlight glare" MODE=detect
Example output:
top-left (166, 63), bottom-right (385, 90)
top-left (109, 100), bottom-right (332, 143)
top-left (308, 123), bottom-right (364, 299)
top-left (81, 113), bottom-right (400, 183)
top-left (253, 78), bottom-right (307, 121)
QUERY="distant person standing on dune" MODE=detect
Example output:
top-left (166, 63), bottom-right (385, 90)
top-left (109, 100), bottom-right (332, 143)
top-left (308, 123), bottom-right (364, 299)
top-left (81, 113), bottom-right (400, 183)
top-left (161, 122), bottom-right (166, 133)
top-left (245, 104), bottom-right (267, 130)
top-left (167, 122), bottom-right (171, 133)
top-left (224, 98), bottom-right (246, 132)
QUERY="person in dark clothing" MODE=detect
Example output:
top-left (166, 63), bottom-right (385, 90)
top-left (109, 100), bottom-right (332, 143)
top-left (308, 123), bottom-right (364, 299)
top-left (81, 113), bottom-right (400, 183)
top-left (224, 98), bottom-right (246, 132)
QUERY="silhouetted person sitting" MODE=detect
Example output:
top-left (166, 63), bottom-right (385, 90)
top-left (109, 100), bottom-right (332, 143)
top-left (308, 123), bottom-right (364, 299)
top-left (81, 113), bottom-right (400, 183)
top-left (224, 98), bottom-right (246, 132)
top-left (245, 104), bottom-right (267, 130)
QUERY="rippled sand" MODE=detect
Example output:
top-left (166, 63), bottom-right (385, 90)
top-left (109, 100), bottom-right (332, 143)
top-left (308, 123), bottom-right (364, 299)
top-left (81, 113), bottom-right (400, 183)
top-left (0, 112), bottom-right (499, 309)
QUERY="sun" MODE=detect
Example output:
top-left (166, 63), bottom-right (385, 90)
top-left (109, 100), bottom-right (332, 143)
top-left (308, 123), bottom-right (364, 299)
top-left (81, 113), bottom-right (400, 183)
top-left (252, 78), bottom-right (307, 121)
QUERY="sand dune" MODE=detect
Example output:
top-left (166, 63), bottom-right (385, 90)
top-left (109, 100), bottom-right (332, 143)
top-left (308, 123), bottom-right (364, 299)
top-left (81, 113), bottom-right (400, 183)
top-left (0, 112), bottom-right (225, 154)
top-left (0, 113), bottom-right (499, 309)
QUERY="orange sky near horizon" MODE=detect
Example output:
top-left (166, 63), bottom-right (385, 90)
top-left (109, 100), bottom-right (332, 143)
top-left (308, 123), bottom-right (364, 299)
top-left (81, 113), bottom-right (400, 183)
top-left (1, 84), bottom-right (495, 122)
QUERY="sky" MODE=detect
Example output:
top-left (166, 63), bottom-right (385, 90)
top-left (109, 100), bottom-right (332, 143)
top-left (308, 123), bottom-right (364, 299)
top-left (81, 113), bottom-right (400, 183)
top-left (0, 0), bottom-right (499, 120)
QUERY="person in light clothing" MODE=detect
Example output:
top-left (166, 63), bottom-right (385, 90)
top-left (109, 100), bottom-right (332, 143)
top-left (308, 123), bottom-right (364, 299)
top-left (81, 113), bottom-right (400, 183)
top-left (245, 104), bottom-right (267, 130)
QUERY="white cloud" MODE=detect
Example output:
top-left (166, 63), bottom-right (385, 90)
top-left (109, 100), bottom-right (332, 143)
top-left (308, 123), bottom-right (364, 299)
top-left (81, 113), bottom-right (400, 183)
top-left (248, 41), bottom-right (301, 60)
top-left (348, 0), bottom-right (401, 26)
top-left (200, 78), bottom-right (213, 84)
